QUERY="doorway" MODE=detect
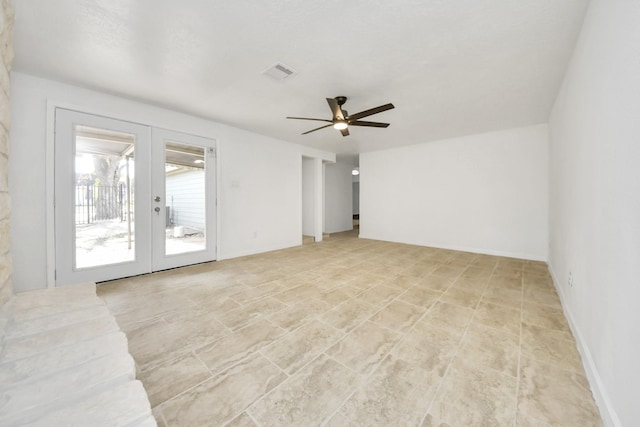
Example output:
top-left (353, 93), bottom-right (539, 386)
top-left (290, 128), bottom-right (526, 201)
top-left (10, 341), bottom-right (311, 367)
top-left (54, 108), bottom-right (216, 286)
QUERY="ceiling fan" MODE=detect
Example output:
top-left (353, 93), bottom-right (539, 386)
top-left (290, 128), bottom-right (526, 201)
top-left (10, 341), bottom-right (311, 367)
top-left (287, 96), bottom-right (395, 137)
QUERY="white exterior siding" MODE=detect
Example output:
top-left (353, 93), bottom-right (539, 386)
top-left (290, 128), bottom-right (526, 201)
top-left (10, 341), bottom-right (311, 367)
top-left (166, 169), bottom-right (205, 230)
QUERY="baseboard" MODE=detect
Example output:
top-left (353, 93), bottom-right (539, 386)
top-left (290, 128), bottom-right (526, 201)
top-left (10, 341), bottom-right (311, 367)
top-left (217, 239), bottom-right (301, 261)
top-left (357, 233), bottom-right (546, 262)
top-left (548, 264), bottom-right (621, 427)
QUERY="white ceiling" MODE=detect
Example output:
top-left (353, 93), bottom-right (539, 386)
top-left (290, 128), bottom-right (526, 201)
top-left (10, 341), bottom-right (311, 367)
top-left (12, 0), bottom-right (589, 162)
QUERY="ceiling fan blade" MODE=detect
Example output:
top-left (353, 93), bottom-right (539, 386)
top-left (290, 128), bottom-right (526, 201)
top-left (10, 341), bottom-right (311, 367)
top-left (340, 128), bottom-right (350, 137)
top-left (346, 103), bottom-right (395, 121)
top-left (326, 98), bottom-right (345, 120)
top-left (302, 124), bottom-right (333, 135)
top-left (286, 117), bottom-right (333, 123)
top-left (349, 121), bottom-right (390, 128)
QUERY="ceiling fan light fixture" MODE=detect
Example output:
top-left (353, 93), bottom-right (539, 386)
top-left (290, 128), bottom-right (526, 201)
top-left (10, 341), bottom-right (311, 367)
top-left (333, 121), bottom-right (348, 130)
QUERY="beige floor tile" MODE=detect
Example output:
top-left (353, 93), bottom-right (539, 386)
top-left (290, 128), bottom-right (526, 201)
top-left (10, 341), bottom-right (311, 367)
top-left (226, 412), bottom-right (258, 426)
top-left (195, 320), bottom-right (286, 375)
top-left (267, 298), bottom-right (331, 331)
top-left (469, 255), bottom-right (498, 269)
top-left (359, 285), bottom-right (403, 307)
top-left (460, 266), bottom-right (493, 281)
top-left (493, 267), bottom-right (524, 279)
top-left (184, 295), bottom-right (240, 316)
top-left (97, 230), bottom-right (599, 426)
top-left (523, 262), bottom-right (550, 276)
top-left (516, 413), bottom-right (554, 427)
top-left (152, 407), bottom-right (167, 427)
top-left (418, 275), bottom-right (455, 292)
top-left (229, 280), bottom-right (287, 304)
top-left (261, 319), bottom-right (343, 374)
top-left (320, 299), bottom-right (379, 332)
top-left (397, 285), bottom-right (440, 308)
top-left (326, 321), bottom-right (400, 374)
top-left (217, 297), bottom-right (287, 331)
top-left (138, 352), bottom-right (211, 407)
top-left (391, 325), bottom-right (460, 382)
top-left (248, 354), bottom-right (359, 426)
top-left (473, 301), bottom-right (521, 336)
top-left (522, 302), bottom-right (572, 338)
top-left (431, 264), bottom-right (466, 280)
top-left (369, 300), bottom-right (426, 333)
top-left (455, 323), bottom-right (520, 378)
top-left (450, 275), bottom-right (488, 296)
top-left (385, 274), bottom-right (419, 290)
top-left (420, 301), bottom-right (475, 333)
top-left (488, 274), bottom-right (523, 290)
top-left (335, 283), bottom-right (366, 299)
top-left (524, 286), bottom-right (562, 309)
top-left (106, 289), bottom-right (196, 320)
top-left (161, 353), bottom-right (286, 426)
top-left (346, 274), bottom-right (384, 291)
top-left (401, 263), bottom-right (436, 278)
top-left (317, 287), bottom-right (354, 306)
top-left (440, 287), bottom-right (482, 309)
top-left (523, 273), bottom-right (555, 292)
top-left (273, 283), bottom-right (323, 304)
top-left (496, 257), bottom-right (524, 268)
top-left (325, 412), bottom-right (358, 427)
top-left (126, 317), bottom-right (227, 372)
top-left (482, 285), bottom-right (523, 309)
top-left (518, 356), bottom-right (602, 427)
top-left (520, 323), bottom-right (583, 373)
top-left (420, 413), bottom-right (452, 427)
top-left (339, 355), bottom-right (437, 426)
top-left (430, 363), bottom-right (518, 426)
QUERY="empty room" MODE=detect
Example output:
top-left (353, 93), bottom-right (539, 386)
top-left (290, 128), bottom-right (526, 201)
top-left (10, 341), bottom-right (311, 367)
top-left (1, 0), bottom-right (638, 426)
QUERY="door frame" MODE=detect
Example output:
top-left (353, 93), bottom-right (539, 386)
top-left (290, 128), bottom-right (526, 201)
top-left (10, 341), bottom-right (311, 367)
top-left (45, 101), bottom-right (219, 288)
top-left (151, 127), bottom-right (217, 271)
top-left (54, 108), bottom-right (153, 285)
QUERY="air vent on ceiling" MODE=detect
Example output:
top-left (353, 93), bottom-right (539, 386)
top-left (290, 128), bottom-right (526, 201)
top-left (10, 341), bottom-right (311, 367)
top-left (262, 63), bottom-right (296, 81)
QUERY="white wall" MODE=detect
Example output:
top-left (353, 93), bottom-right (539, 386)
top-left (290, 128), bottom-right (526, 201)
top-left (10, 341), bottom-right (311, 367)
top-left (548, 1), bottom-right (640, 425)
top-left (361, 124), bottom-right (548, 260)
top-left (324, 162), bottom-right (353, 234)
top-left (301, 158), bottom-right (314, 236)
top-left (9, 72), bottom-right (334, 292)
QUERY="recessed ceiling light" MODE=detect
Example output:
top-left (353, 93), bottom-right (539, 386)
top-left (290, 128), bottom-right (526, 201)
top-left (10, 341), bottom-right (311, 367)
top-left (352, 169), bottom-right (359, 176)
top-left (194, 159), bottom-right (205, 164)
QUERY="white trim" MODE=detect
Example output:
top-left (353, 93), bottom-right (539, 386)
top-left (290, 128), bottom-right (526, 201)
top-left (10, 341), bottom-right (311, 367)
top-left (45, 99), bottom-right (222, 287)
top-left (356, 233), bottom-right (547, 261)
top-left (217, 239), bottom-right (301, 261)
top-left (45, 101), bottom-right (56, 288)
top-left (548, 264), bottom-right (621, 427)
top-left (150, 128), bottom-right (217, 271)
top-left (215, 139), bottom-right (222, 264)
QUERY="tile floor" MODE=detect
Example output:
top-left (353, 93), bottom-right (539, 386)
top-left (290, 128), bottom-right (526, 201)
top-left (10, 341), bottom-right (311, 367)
top-left (97, 231), bottom-right (602, 427)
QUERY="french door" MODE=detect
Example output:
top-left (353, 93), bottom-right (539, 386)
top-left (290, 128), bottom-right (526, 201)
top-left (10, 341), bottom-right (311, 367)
top-left (54, 108), bottom-right (216, 286)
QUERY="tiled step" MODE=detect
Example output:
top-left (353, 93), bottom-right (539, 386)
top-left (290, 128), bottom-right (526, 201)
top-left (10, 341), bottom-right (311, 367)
top-left (0, 283), bottom-right (155, 426)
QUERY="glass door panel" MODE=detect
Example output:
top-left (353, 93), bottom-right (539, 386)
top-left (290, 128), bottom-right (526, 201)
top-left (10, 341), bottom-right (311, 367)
top-left (74, 125), bottom-right (136, 268)
top-left (164, 142), bottom-right (206, 255)
top-left (55, 110), bottom-right (215, 286)
top-left (55, 109), bottom-right (151, 286)
top-left (151, 128), bottom-right (216, 272)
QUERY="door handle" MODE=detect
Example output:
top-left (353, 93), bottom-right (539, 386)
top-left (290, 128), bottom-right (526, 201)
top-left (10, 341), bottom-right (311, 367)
top-left (154, 196), bottom-right (161, 202)
top-left (154, 207), bottom-right (161, 213)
